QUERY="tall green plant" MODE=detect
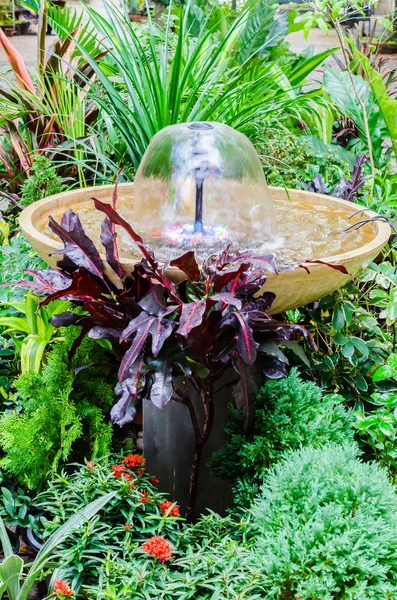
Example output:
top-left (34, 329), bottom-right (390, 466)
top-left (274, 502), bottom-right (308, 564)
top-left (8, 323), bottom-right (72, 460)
top-left (0, 293), bottom-right (70, 373)
top-left (74, 0), bottom-right (333, 168)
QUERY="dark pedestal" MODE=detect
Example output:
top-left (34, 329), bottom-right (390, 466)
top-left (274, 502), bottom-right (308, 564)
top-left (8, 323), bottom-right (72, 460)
top-left (143, 378), bottom-right (234, 516)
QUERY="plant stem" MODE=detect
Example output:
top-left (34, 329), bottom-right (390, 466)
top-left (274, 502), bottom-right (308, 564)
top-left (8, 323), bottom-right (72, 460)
top-left (333, 20), bottom-right (376, 193)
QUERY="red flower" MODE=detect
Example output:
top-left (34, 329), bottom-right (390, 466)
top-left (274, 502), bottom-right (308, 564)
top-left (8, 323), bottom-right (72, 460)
top-left (86, 461), bottom-right (94, 472)
top-left (53, 580), bottom-right (75, 598)
top-left (122, 454), bottom-right (146, 469)
top-left (160, 501), bottom-right (180, 517)
top-left (124, 473), bottom-right (133, 481)
top-left (139, 489), bottom-right (151, 504)
top-left (149, 476), bottom-right (159, 486)
top-left (141, 536), bottom-right (173, 563)
top-left (123, 523), bottom-right (132, 531)
top-left (137, 468), bottom-right (145, 478)
top-left (112, 464), bottom-right (126, 479)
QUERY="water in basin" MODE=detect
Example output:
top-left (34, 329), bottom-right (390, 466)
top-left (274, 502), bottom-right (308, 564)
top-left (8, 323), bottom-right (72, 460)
top-left (43, 122), bottom-right (373, 267)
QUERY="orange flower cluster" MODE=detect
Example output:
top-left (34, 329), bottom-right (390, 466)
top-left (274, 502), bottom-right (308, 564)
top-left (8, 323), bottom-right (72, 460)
top-left (139, 489), bottom-right (151, 504)
top-left (86, 461), bottom-right (95, 472)
top-left (123, 454), bottom-right (146, 469)
top-left (149, 476), bottom-right (159, 486)
top-left (53, 580), bottom-right (75, 598)
top-left (111, 464), bottom-right (126, 479)
top-left (160, 501), bottom-right (180, 517)
top-left (141, 536), bottom-right (173, 563)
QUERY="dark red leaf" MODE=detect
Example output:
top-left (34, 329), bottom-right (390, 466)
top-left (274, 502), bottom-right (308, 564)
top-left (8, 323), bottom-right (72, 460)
top-left (1, 268), bottom-right (72, 295)
top-left (119, 319), bottom-right (155, 379)
top-left (84, 301), bottom-right (128, 328)
top-left (221, 312), bottom-right (258, 365)
top-left (39, 268), bottom-right (103, 307)
top-left (112, 357), bottom-right (145, 426)
top-left (233, 360), bottom-right (260, 428)
top-left (208, 293), bottom-right (242, 310)
top-left (93, 198), bottom-right (151, 260)
top-left (49, 210), bottom-right (104, 278)
top-left (177, 300), bottom-right (207, 337)
top-left (100, 217), bottom-right (124, 279)
top-left (112, 168), bottom-right (123, 209)
top-left (88, 326), bottom-right (123, 340)
top-left (298, 260), bottom-right (349, 275)
top-left (50, 311), bottom-right (86, 328)
top-left (260, 356), bottom-right (288, 379)
top-left (170, 251), bottom-right (200, 281)
top-left (213, 263), bottom-right (249, 292)
top-left (120, 311), bottom-right (174, 358)
top-left (151, 319), bottom-right (175, 357)
top-left (138, 286), bottom-right (176, 317)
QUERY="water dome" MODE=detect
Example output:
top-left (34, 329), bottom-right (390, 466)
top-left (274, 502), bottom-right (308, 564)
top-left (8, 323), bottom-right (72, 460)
top-left (132, 122), bottom-right (278, 261)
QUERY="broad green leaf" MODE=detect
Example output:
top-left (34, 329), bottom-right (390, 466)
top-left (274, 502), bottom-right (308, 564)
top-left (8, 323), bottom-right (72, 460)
top-left (355, 373), bottom-right (368, 392)
top-left (282, 339), bottom-right (310, 367)
top-left (347, 40), bottom-right (397, 162)
top-left (341, 341), bottom-right (355, 358)
top-left (379, 420), bottom-right (395, 437)
top-left (351, 337), bottom-right (369, 358)
top-left (373, 365), bottom-right (395, 382)
top-left (332, 305), bottom-right (345, 331)
top-left (323, 66), bottom-right (379, 144)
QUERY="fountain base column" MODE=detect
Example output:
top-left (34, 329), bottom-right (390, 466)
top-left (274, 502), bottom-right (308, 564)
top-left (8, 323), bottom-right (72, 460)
top-left (143, 375), bottom-right (234, 516)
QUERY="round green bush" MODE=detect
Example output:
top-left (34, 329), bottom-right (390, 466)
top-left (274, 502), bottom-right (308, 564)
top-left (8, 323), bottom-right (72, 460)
top-left (250, 443), bottom-right (397, 599)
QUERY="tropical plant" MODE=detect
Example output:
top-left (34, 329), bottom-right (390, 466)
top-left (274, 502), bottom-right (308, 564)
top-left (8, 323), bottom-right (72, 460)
top-left (307, 154), bottom-right (367, 202)
top-left (355, 391), bottom-right (397, 475)
top-left (73, 0), bottom-right (335, 168)
top-left (256, 129), bottom-right (355, 190)
top-left (0, 292), bottom-right (71, 373)
top-left (0, 235), bottom-right (44, 303)
top-left (35, 455), bottom-right (182, 591)
top-left (0, 3), bottom-right (104, 191)
top-left (0, 491), bottom-right (115, 600)
top-left (9, 181), bottom-right (313, 514)
top-left (286, 256), bottom-right (397, 400)
top-left (210, 368), bottom-right (354, 505)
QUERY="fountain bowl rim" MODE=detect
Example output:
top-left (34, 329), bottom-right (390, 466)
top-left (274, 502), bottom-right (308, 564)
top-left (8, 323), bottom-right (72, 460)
top-left (19, 182), bottom-right (391, 269)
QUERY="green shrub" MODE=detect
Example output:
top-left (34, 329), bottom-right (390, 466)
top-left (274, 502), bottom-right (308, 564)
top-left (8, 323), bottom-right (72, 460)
top-left (256, 130), bottom-right (352, 189)
top-left (211, 368), bottom-right (354, 505)
top-left (249, 443), bottom-right (397, 599)
top-left (0, 328), bottom-right (116, 489)
top-left (20, 156), bottom-right (65, 206)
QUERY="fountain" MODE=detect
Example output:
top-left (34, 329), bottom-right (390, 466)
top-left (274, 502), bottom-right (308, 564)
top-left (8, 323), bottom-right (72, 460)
top-left (20, 123), bottom-right (390, 314)
top-left (19, 123), bottom-right (391, 513)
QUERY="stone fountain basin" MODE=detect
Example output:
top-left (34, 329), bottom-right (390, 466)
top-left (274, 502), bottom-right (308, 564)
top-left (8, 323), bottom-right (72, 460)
top-left (19, 183), bottom-right (391, 314)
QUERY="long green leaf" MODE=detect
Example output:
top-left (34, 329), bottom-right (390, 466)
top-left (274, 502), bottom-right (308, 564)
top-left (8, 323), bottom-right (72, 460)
top-left (17, 491), bottom-right (116, 600)
top-left (0, 516), bottom-right (13, 559)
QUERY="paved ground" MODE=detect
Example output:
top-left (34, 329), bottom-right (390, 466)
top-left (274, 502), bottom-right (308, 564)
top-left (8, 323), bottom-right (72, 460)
top-left (0, 26), bottom-right (341, 72)
top-left (0, 21), bottom-right (395, 80)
